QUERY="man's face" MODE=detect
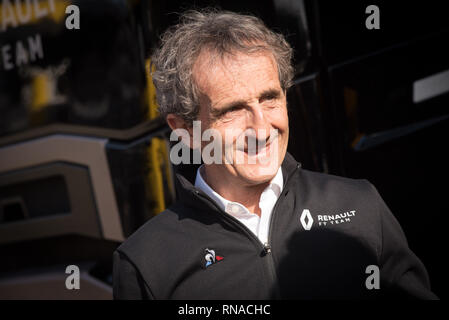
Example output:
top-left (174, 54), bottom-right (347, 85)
top-left (192, 50), bottom-right (289, 186)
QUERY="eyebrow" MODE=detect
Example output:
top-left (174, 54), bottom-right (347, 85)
top-left (210, 88), bottom-right (282, 118)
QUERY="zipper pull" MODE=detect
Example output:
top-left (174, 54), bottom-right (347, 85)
top-left (263, 243), bottom-right (272, 255)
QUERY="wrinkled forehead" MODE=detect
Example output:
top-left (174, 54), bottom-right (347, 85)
top-left (192, 47), bottom-right (279, 94)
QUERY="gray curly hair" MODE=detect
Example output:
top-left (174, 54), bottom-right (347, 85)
top-left (151, 9), bottom-right (294, 125)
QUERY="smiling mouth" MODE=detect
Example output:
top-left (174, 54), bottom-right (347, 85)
top-left (239, 133), bottom-right (278, 156)
top-left (244, 141), bottom-right (271, 156)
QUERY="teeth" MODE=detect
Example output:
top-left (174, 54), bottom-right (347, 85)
top-left (235, 132), bottom-right (278, 156)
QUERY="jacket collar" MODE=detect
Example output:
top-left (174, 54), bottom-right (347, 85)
top-left (174, 152), bottom-right (301, 211)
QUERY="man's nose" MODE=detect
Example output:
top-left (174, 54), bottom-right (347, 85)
top-left (246, 104), bottom-right (271, 140)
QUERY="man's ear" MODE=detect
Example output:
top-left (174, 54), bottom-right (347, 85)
top-left (166, 114), bottom-right (191, 133)
top-left (166, 114), bottom-right (195, 147)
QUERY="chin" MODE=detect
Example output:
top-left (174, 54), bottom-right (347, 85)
top-left (228, 143), bottom-right (286, 184)
top-left (235, 162), bottom-right (280, 185)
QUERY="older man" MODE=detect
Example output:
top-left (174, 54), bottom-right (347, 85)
top-left (113, 10), bottom-right (436, 299)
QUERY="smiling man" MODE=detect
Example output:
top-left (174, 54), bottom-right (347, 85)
top-left (180, 48), bottom-right (289, 216)
top-left (113, 10), bottom-right (437, 299)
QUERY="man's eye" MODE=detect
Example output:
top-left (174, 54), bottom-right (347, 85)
top-left (260, 94), bottom-right (278, 104)
top-left (229, 106), bottom-right (243, 113)
top-left (262, 97), bottom-right (280, 109)
top-left (222, 106), bottom-right (243, 116)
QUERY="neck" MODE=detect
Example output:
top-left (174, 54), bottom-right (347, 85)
top-left (202, 166), bottom-right (270, 216)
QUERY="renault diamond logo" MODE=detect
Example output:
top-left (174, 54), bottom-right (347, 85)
top-left (300, 209), bottom-right (314, 230)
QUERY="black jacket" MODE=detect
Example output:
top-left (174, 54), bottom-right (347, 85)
top-left (113, 153), bottom-right (437, 299)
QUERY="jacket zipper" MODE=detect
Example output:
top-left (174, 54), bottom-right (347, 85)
top-left (263, 163), bottom-right (300, 299)
top-left (195, 163), bottom-right (300, 299)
